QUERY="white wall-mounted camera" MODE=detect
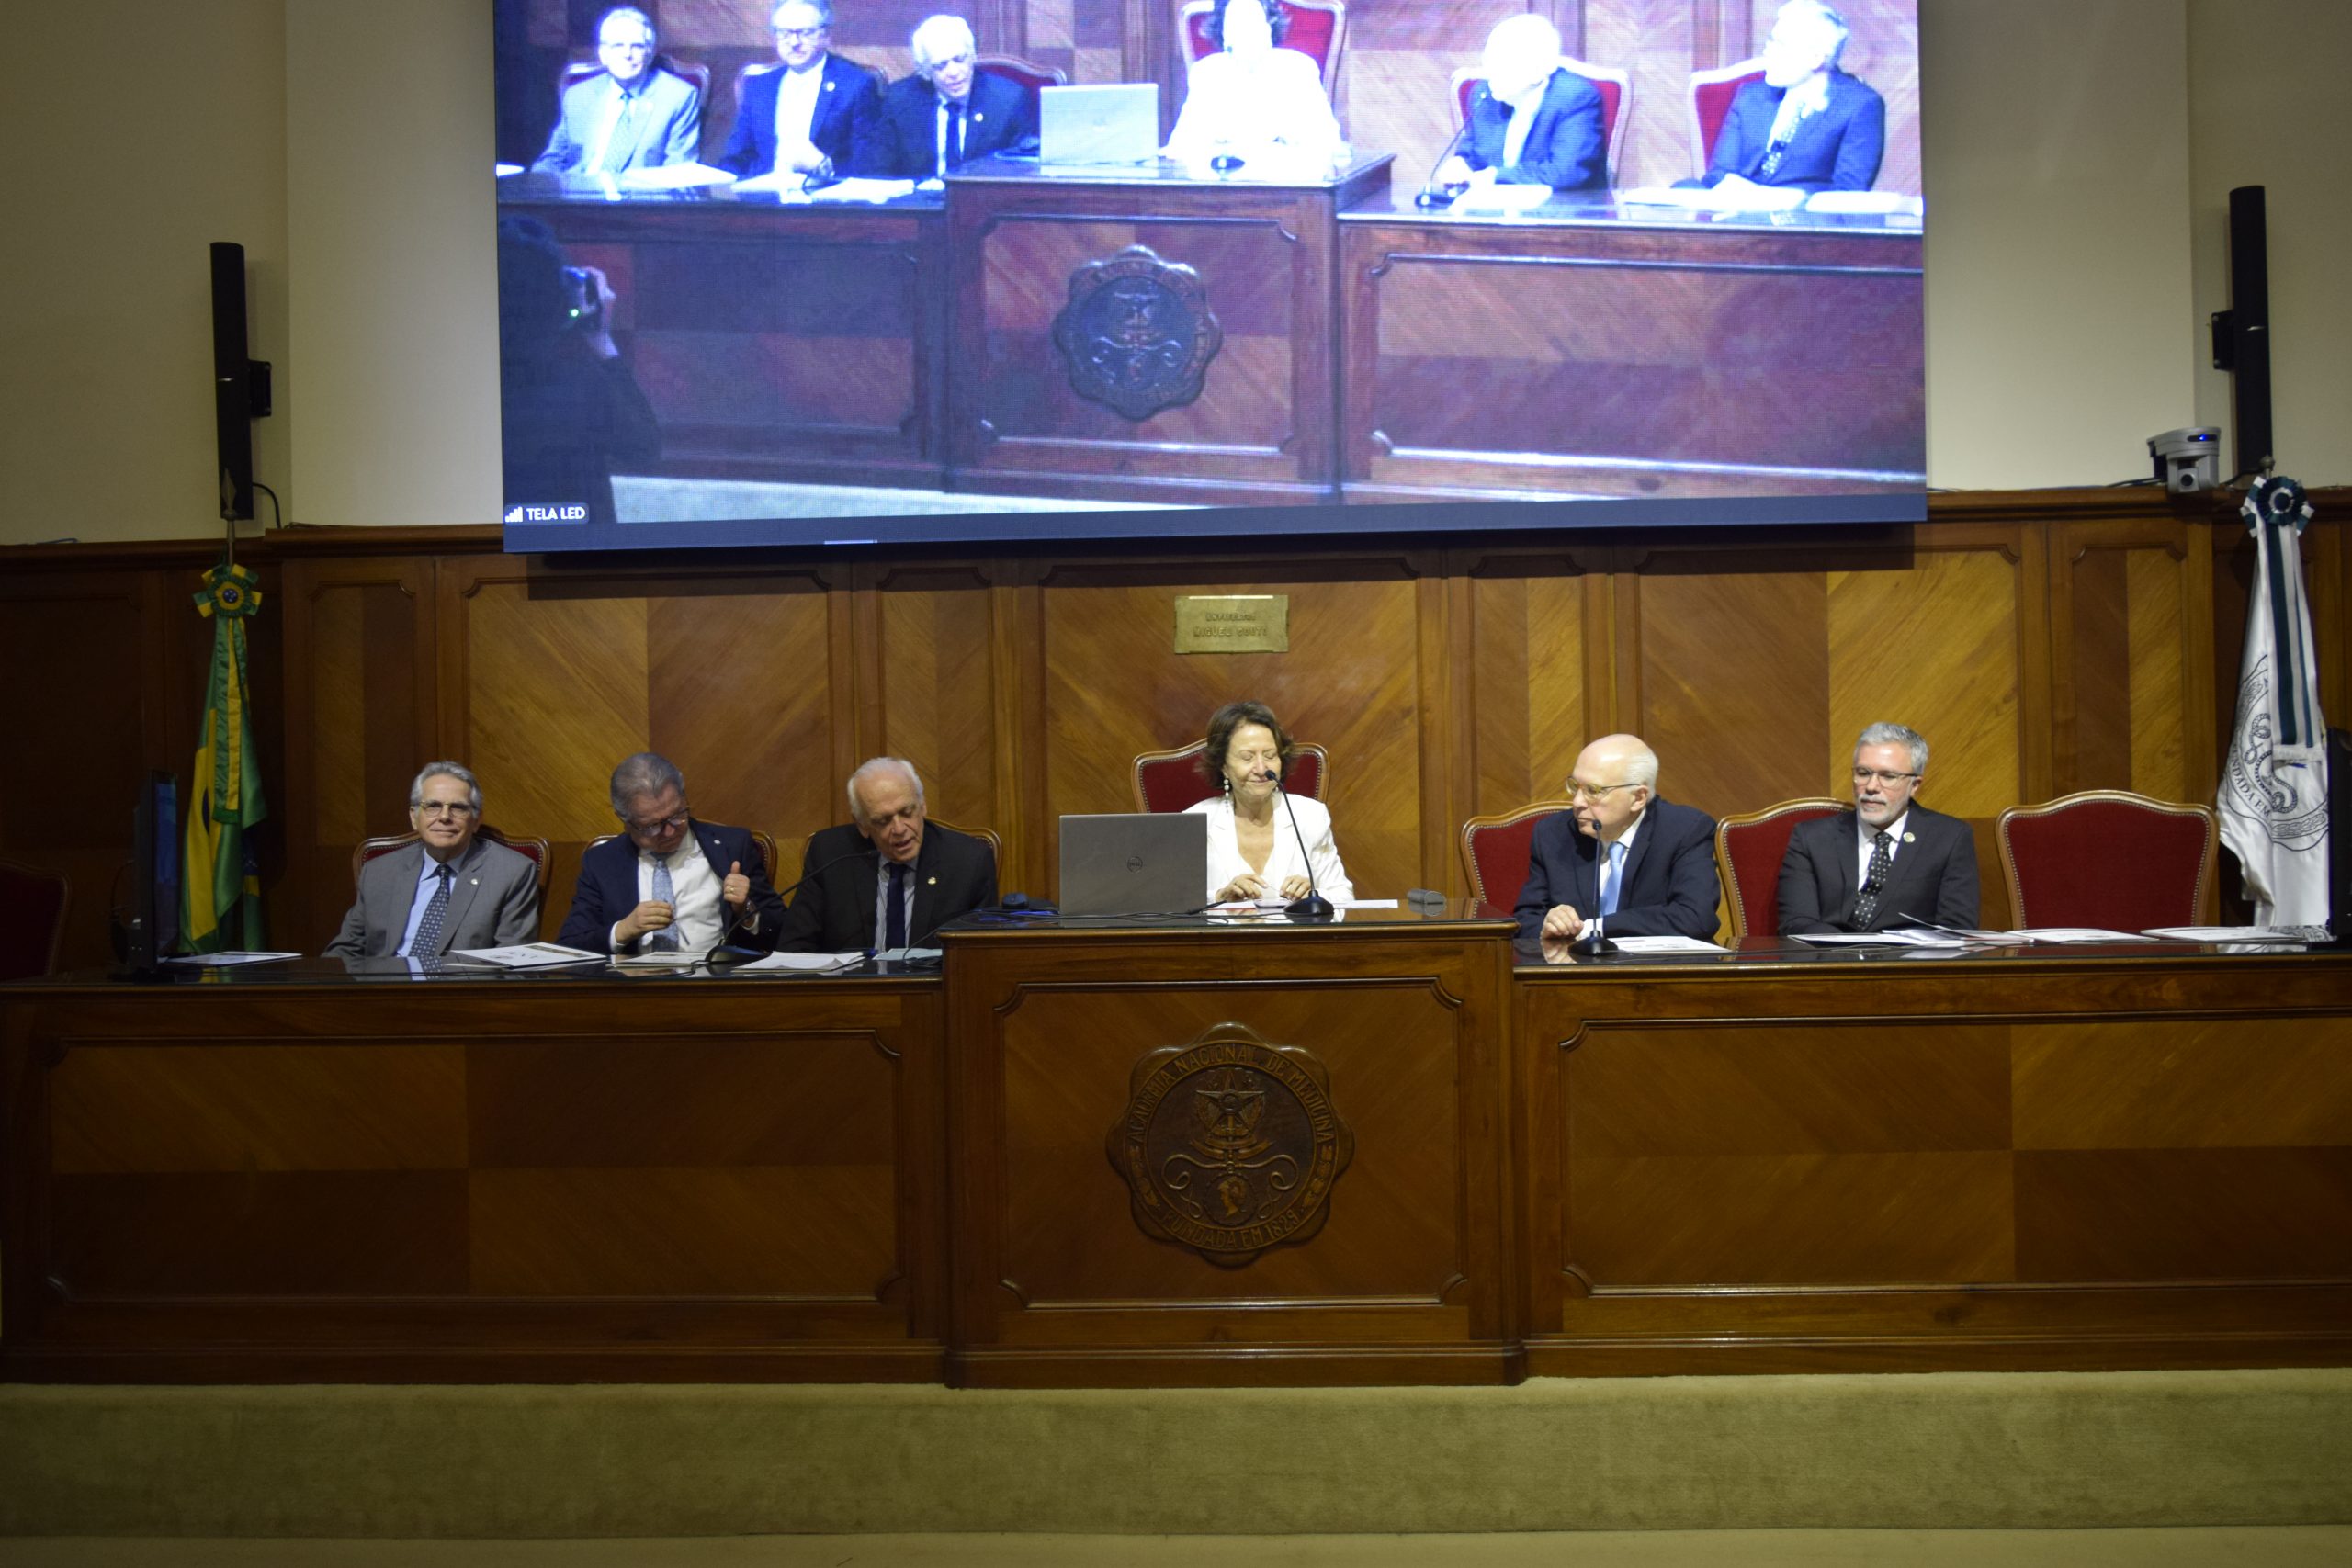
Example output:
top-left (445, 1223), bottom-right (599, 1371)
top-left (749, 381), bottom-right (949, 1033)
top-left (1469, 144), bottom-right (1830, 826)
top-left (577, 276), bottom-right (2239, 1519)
top-left (2147, 427), bottom-right (2222, 492)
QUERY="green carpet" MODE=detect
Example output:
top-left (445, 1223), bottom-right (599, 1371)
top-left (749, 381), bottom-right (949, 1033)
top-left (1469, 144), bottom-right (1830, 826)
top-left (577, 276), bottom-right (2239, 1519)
top-left (4, 1370), bottom-right (2349, 1538)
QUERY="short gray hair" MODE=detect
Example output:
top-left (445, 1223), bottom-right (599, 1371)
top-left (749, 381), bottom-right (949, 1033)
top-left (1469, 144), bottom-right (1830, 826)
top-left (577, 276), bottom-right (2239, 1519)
top-left (410, 762), bottom-right (482, 814)
top-left (847, 756), bottom-right (925, 822)
top-left (1855, 722), bottom-right (1928, 774)
top-left (609, 752), bottom-right (686, 817)
top-left (773, 0), bottom-right (834, 28)
top-left (910, 14), bottom-right (976, 73)
top-left (599, 6), bottom-right (656, 46)
top-left (1485, 12), bottom-right (1563, 67)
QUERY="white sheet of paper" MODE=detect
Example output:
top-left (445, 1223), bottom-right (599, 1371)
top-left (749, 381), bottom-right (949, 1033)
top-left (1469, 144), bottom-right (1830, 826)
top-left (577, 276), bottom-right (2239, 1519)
top-left (1451, 182), bottom-right (1554, 213)
top-left (448, 942), bottom-right (604, 967)
top-left (167, 951), bottom-right (302, 966)
top-left (732, 950), bottom-right (865, 972)
top-left (2140, 926), bottom-right (2306, 942)
top-left (1789, 929), bottom-right (1966, 947)
top-left (1606, 935), bottom-right (1727, 953)
top-left (2011, 928), bottom-right (2149, 943)
top-left (1334, 899), bottom-right (1400, 909)
top-left (617, 161), bottom-right (736, 189)
top-left (808, 177), bottom-right (918, 203)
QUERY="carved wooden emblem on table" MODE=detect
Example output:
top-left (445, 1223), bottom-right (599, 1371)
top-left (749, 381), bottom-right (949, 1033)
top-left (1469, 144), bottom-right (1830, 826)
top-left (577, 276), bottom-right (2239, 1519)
top-left (1051, 244), bottom-right (1223, 420)
top-left (1106, 1021), bottom-right (1353, 1267)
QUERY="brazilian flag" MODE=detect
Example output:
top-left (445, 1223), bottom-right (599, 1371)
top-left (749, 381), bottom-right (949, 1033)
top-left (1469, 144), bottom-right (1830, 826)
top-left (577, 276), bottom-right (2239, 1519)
top-left (182, 561), bottom-right (267, 953)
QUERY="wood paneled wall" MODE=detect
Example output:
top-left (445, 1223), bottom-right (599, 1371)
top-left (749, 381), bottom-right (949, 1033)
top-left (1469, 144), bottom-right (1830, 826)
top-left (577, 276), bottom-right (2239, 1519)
top-left (501, 2), bottom-right (1922, 196)
top-left (4, 490), bottom-right (2343, 968)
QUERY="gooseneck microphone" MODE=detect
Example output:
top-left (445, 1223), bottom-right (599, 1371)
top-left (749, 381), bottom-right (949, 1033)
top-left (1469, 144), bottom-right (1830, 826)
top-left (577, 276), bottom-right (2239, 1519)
top-left (1415, 119), bottom-right (1474, 209)
top-left (1273, 780), bottom-right (1335, 921)
top-left (704, 842), bottom-right (878, 964)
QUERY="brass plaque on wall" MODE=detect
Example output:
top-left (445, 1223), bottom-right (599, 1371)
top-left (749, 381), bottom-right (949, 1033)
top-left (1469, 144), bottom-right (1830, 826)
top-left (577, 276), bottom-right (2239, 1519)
top-left (1106, 1021), bottom-right (1354, 1268)
top-left (1173, 595), bottom-right (1288, 654)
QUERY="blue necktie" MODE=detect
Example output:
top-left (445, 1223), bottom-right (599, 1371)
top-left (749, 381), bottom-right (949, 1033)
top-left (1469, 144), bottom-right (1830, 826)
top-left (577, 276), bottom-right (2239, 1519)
top-left (1601, 840), bottom-right (1625, 917)
top-left (650, 852), bottom-right (677, 950)
top-left (408, 864), bottom-right (453, 958)
top-left (886, 863), bottom-right (908, 949)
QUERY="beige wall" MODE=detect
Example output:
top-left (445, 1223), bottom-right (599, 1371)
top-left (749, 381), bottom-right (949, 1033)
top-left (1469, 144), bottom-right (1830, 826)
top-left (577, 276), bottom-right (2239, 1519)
top-left (0, 0), bottom-right (2342, 544)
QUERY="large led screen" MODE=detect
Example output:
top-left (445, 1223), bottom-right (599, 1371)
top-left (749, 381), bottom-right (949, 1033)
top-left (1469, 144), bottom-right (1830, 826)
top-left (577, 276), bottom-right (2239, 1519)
top-left (492, 0), bottom-right (1925, 551)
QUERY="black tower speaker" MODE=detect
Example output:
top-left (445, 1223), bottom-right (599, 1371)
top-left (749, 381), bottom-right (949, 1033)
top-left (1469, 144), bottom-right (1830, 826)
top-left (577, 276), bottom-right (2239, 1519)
top-left (2210, 185), bottom-right (2274, 481)
top-left (210, 241), bottom-right (255, 522)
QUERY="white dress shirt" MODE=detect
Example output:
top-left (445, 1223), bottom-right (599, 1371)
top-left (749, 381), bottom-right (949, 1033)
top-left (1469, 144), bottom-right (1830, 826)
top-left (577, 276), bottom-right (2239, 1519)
top-left (612, 831), bottom-right (723, 952)
top-left (1855, 809), bottom-right (1910, 883)
top-left (775, 62), bottom-right (825, 159)
top-left (1587, 811), bottom-right (1644, 937)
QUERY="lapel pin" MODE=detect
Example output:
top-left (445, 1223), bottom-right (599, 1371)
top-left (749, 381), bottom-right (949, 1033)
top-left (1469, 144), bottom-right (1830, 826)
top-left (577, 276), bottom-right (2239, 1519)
top-left (1903, 833), bottom-right (1916, 844)
top-left (927, 875), bottom-right (937, 886)
top-left (469, 878), bottom-right (480, 886)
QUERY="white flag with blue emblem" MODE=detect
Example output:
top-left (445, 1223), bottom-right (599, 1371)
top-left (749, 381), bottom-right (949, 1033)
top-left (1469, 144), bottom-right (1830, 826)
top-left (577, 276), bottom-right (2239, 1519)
top-left (2219, 479), bottom-right (2330, 926)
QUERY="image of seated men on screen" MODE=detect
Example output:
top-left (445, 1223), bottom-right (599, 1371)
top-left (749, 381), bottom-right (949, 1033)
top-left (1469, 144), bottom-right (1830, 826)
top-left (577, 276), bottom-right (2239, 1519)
top-left (531, 6), bottom-right (703, 175)
top-left (718, 0), bottom-right (879, 181)
top-left (856, 15), bottom-right (1039, 177)
top-left (1684, 0), bottom-right (1885, 194)
top-left (1436, 14), bottom-right (1606, 193)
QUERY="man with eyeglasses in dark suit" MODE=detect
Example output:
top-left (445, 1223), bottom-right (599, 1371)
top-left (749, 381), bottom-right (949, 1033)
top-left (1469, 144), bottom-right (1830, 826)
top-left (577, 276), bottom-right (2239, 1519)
top-left (1515, 733), bottom-right (1721, 943)
top-left (1777, 721), bottom-right (1979, 934)
top-left (557, 752), bottom-right (786, 955)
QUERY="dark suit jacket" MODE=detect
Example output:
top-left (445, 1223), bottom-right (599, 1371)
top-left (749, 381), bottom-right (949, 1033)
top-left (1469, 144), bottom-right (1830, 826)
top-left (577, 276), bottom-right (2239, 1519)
top-left (1776, 803), bottom-right (1979, 934)
top-left (555, 820), bottom-right (787, 953)
top-left (1700, 70), bottom-right (1884, 193)
top-left (854, 69), bottom-right (1035, 178)
top-left (775, 821), bottom-right (997, 951)
top-left (1514, 798), bottom-right (1721, 942)
top-left (324, 838), bottom-right (541, 958)
top-left (1464, 68), bottom-right (1605, 191)
top-left (717, 54), bottom-right (879, 177)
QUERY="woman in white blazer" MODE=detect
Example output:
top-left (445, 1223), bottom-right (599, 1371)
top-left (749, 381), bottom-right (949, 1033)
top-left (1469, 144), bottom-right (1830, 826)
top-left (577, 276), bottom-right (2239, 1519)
top-left (1184, 699), bottom-right (1354, 903)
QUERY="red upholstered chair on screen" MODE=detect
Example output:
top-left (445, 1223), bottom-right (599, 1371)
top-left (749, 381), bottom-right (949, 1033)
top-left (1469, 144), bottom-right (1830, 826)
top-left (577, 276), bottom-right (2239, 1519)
top-left (1459, 801), bottom-right (1573, 913)
top-left (1997, 791), bottom-right (2217, 931)
top-left (976, 54), bottom-right (1068, 96)
top-left (1179, 0), bottom-right (1348, 90)
top-left (1133, 740), bottom-right (1328, 813)
top-left (561, 56), bottom-right (713, 113)
top-left (1686, 57), bottom-right (1765, 178)
top-left (1713, 797), bottom-right (1847, 942)
top-left (0, 859), bottom-right (71, 980)
top-left (356, 826), bottom-right (552, 900)
top-left (1449, 58), bottom-right (1631, 186)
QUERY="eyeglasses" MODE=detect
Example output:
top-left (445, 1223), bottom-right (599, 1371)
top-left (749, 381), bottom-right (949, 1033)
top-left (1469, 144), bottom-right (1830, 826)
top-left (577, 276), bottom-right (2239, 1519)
top-left (1566, 780), bottom-right (1636, 801)
top-left (774, 25), bottom-right (828, 40)
top-left (1851, 768), bottom-right (1920, 786)
top-left (624, 809), bottom-right (692, 834)
top-left (415, 802), bottom-right (476, 820)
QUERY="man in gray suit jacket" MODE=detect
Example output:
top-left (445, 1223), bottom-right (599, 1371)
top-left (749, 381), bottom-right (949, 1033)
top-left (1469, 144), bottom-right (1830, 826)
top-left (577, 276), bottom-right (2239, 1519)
top-left (325, 763), bottom-right (542, 959)
top-left (1777, 722), bottom-right (1980, 933)
top-left (531, 7), bottom-right (704, 175)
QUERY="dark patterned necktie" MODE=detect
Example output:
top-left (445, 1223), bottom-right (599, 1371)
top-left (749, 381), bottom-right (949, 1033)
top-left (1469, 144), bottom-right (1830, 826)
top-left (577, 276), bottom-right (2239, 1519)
top-left (1852, 830), bottom-right (1892, 928)
top-left (886, 863), bottom-right (909, 949)
top-left (945, 102), bottom-right (964, 169)
top-left (410, 864), bottom-right (454, 957)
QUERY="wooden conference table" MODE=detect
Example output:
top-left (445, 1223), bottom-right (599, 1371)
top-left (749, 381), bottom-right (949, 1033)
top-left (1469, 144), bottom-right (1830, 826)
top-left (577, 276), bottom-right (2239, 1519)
top-left (5, 910), bottom-right (2346, 1386)
top-left (500, 160), bottom-right (1924, 506)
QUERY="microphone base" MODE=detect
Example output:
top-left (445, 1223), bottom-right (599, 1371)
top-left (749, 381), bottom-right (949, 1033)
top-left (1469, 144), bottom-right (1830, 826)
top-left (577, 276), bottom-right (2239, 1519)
top-left (1283, 893), bottom-right (1336, 921)
top-left (1413, 183), bottom-right (1469, 209)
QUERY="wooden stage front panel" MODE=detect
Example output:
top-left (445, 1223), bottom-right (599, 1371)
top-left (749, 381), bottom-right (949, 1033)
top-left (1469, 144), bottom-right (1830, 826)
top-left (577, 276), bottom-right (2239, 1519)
top-left (943, 912), bottom-right (1521, 1386)
top-left (1517, 949), bottom-right (2352, 1376)
top-left (1339, 202), bottom-right (1925, 501)
top-left (0, 974), bottom-right (948, 1382)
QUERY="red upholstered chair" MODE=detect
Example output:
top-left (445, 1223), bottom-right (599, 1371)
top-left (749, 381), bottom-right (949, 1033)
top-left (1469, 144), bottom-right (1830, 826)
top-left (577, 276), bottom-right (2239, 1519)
top-left (1459, 801), bottom-right (1572, 913)
top-left (1997, 791), bottom-right (2218, 931)
top-left (1449, 58), bottom-right (1631, 186)
top-left (1713, 798), bottom-right (1848, 942)
top-left (976, 54), bottom-right (1068, 96)
top-left (1179, 0), bottom-right (1348, 90)
top-left (1687, 57), bottom-right (1765, 178)
top-left (1133, 740), bottom-right (1328, 813)
top-left (561, 56), bottom-right (713, 112)
top-left (0, 859), bottom-right (71, 980)
top-left (356, 826), bottom-right (552, 900)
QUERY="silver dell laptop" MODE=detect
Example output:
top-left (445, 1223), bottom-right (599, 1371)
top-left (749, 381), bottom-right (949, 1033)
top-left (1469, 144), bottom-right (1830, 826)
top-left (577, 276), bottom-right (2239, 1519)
top-left (1058, 812), bottom-right (1207, 916)
top-left (1038, 83), bottom-right (1159, 165)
